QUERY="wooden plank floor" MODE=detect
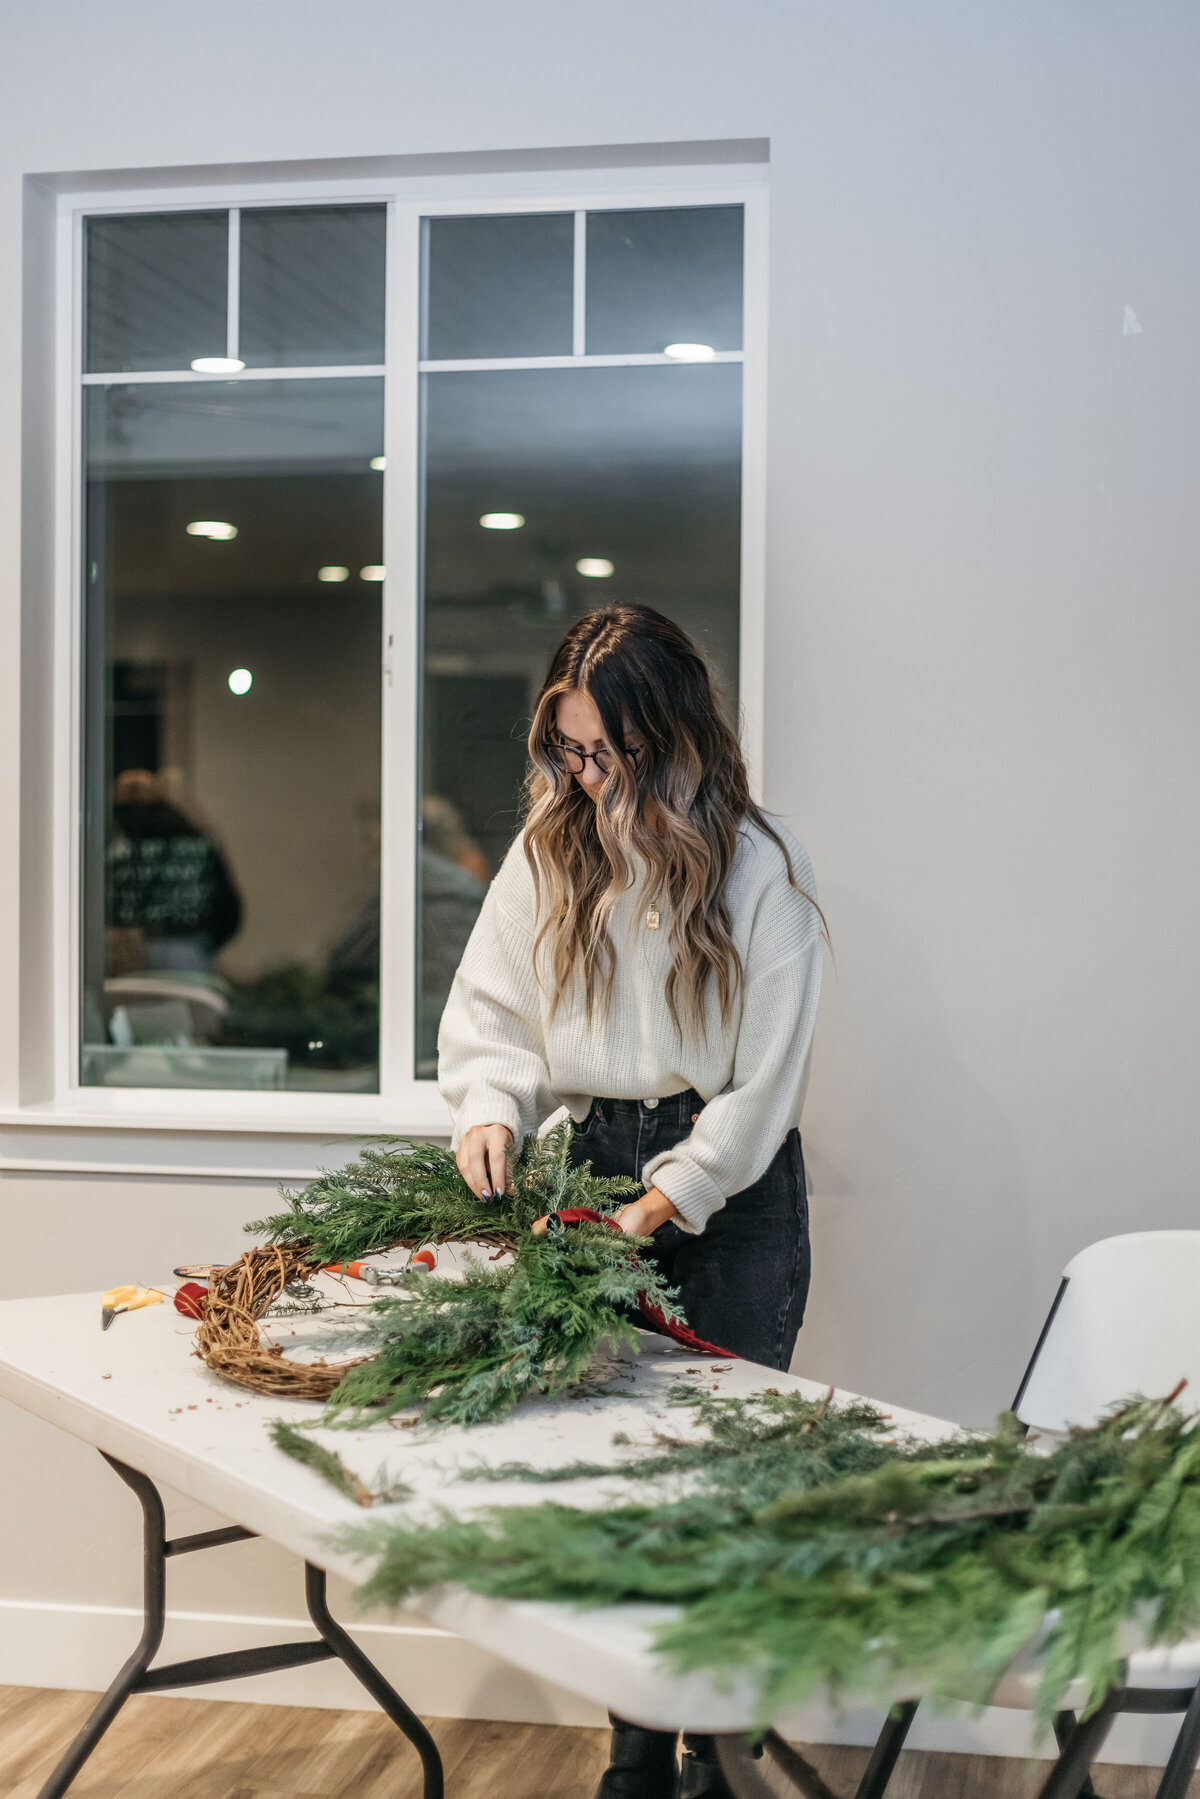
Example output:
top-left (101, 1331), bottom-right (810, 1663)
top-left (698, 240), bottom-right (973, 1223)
top-left (0, 1686), bottom-right (1195, 1798)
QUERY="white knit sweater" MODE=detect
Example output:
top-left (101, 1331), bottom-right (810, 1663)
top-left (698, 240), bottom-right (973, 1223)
top-left (436, 817), bottom-right (823, 1234)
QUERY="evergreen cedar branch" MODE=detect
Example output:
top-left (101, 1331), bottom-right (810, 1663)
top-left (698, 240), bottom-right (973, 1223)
top-left (246, 1121), bottom-right (690, 1428)
top-left (276, 1385), bottom-right (1200, 1738)
top-left (267, 1420), bottom-right (411, 1508)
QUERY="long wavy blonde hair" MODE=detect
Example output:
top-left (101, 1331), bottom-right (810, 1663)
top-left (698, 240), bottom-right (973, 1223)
top-left (520, 603), bottom-right (825, 1046)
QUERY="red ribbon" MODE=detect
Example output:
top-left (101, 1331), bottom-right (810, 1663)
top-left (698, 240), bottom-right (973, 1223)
top-left (551, 1208), bottom-right (736, 1358)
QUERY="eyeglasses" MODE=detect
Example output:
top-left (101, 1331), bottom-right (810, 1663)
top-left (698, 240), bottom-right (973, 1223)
top-left (546, 735), bottom-right (645, 776)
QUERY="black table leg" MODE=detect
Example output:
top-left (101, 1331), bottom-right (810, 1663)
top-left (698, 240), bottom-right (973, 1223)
top-left (36, 1459), bottom-right (168, 1799)
top-left (1034, 1691), bottom-right (1122, 1799)
top-left (36, 1452), bottom-right (444, 1799)
top-left (306, 1561), bottom-right (443, 1799)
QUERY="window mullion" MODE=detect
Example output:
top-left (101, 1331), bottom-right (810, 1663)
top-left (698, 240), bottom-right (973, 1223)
top-left (226, 208), bottom-right (240, 362)
top-left (572, 210), bottom-right (586, 357)
top-left (377, 197), bottom-right (423, 1100)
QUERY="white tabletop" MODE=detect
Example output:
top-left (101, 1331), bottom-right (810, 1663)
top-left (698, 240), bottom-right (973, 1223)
top-left (0, 1273), bottom-right (960, 1732)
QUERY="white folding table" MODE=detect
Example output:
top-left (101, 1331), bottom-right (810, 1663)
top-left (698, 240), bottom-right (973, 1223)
top-left (0, 1280), bottom-right (964, 1799)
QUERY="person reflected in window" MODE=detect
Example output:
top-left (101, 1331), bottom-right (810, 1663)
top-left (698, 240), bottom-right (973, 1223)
top-left (325, 794), bottom-right (490, 1073)
top-left (418, 796), bottom-right (490, 1062)
top-left (105, 769), bottom-right (243, 976)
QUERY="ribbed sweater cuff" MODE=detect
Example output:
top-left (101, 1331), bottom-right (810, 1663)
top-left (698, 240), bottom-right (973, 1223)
top-left (450, 1087), bottom-right (525, 1154)
top-left (640, 1153), bottom-right (727, 1235)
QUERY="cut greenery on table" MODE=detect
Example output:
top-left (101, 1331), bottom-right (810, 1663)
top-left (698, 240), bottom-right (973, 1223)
top-left (275, 1382), bottom-right (1200, 1737)
top-left (195, 1121), bottom-right (693, 1425)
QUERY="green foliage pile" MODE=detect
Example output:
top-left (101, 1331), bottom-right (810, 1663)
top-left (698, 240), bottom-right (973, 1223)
top-left (298, 1386), bottom-right (1200, 1734)
top-left (248, 1120), bottom-right (689, 1428)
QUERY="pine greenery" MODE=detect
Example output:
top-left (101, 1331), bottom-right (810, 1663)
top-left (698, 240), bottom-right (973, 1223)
top-left (247, 1120), bottom-right (640, 1262)
top-left (248, 1120), bottom-right (689, 1429)
top-left (301, 1386), bottom-right (1200, 1735)
top-left (267, 1420), bottom-right (411, 1507)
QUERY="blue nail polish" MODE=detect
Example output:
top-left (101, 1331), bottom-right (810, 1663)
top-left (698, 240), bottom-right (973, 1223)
top-left (481, 1187), bottom-right (492, 1199)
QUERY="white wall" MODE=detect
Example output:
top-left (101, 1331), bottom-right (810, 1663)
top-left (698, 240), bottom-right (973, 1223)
top-left (2, 0), bottom-right (1199, 1760)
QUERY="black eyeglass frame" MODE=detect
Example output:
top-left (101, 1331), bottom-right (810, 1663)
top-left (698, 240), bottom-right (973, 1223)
top-left (545, 735), bottom-right (646, 777)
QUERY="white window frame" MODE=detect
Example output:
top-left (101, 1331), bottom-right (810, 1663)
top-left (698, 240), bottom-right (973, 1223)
top-left (30, 160), bottom-right (767, 1137)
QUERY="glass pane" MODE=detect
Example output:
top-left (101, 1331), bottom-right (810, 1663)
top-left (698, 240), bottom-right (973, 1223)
top-left (416, 362), bottom-right (741, 1076)
top-left (425, 213), bottom-right (574, 361)
top-left (239, 204), bottom-right (387, 368)
top-left (85, 211), bottom-right (228, 373)
top-left (82, 378), bottom-right (384, 1092)
top-left (585, 206), bottom-right (743, 355)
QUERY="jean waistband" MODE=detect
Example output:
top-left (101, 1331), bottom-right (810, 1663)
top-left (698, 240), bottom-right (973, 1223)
top-left (589, 1088), bottom-right (706, 1124)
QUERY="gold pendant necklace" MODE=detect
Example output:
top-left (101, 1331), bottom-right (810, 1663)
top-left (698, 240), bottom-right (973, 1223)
top-left (645, 902), bottom-right (660, 930)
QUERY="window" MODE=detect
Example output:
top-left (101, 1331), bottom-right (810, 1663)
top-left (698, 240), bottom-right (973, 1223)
top-left (415, 205), bottom-right (745, 1075)
top-left (64, 174), bottom-right (760, 1115)
top-left (81, 205), bottom-right (386, 1094)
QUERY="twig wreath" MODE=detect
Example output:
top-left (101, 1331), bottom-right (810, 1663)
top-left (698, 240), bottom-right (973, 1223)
top-left (191, 1120), bottom-right (721, 1426)
top-left (193, 1243), bottom-right (359, 1401)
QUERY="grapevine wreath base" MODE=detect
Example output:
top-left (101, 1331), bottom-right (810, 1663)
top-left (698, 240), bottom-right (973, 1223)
top-left (191, 1243), bottom-right (365, 1401)
top-left (188, 1122), bottom-right (730, 1423)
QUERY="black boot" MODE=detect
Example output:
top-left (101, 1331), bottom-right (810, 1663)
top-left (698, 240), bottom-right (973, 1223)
top-left (593, 1713), bottom-right (680, 1798)
top-left (678, 1733), bottom-right (741, 1799)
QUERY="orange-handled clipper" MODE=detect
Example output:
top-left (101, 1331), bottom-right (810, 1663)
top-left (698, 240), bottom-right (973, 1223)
top-left (323, 1253), bottom-right (435, 1284)
top-left (101, 1286), bottom-right (164, 1330)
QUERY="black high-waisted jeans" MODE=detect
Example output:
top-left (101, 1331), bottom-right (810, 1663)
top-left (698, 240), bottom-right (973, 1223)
top-left (566, 1085), bottom-right (811, 1372)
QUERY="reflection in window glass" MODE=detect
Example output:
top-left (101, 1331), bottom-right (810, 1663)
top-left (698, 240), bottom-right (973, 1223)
top-left (416, 363), bottom-right (742, 1075)
top-left (425, 213), bottom-right (575, 361)
top-left (239, 204), bottom-right (388, 368)
top-left (585, 206), bottom-right (743, 355)
top-left (82, 378), bottom-right (384, 1091)
top-left (85, 212), bottom-right (228, 374)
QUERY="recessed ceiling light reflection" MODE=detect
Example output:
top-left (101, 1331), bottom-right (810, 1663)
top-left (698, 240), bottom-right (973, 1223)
top-left (318, 566), bottom-right (350, 583)
top-left (479, 512), bottom-right (525, 530)
top-left (191, 357), bottom-right (245, 373)
top-left (370, 456), bottom-right (387, 471)
top-left (360, 565), bottom-right (386, 582)
top-left (227, 668), bottom-right (253, 696)
top-left (576, 558), bottom-right (614, 578)
top-left (186, 520), bottom-right (238, 541)
top-left (663, 343), bottom-right (716, 361)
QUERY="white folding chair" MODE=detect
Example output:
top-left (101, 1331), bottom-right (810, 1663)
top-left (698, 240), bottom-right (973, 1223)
top-left (845, 1232), bottom-right (1200, 1799)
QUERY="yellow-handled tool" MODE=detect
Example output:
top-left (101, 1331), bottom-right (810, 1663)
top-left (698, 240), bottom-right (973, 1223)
top-left (101, 1286), bottom-right (164, 1330)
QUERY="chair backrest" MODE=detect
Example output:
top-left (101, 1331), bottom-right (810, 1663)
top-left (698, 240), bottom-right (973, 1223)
top-left (1014, 1232), bottom-right (1200, 1431)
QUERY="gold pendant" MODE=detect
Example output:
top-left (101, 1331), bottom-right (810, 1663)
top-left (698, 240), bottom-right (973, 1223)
top-left (645, 904), bottom-right (660, 930)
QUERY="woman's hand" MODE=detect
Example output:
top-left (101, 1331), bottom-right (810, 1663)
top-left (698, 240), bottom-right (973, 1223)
top-left (612, 1187), bottom-right (681, 1236)
top-left (531, 1185), bottom-right (680, 1237)
top-left (457, 1122), bottom-right (514, 1200)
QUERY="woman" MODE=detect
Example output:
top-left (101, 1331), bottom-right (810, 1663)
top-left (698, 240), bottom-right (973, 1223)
top-left (437, 603), bottom-right (824, 1799)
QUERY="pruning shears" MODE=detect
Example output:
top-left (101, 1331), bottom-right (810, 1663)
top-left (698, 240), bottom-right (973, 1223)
top-left (323, 1251), bottom-right (436, 1285)
top-left (101, 1285), bottom-right (164, 1330)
